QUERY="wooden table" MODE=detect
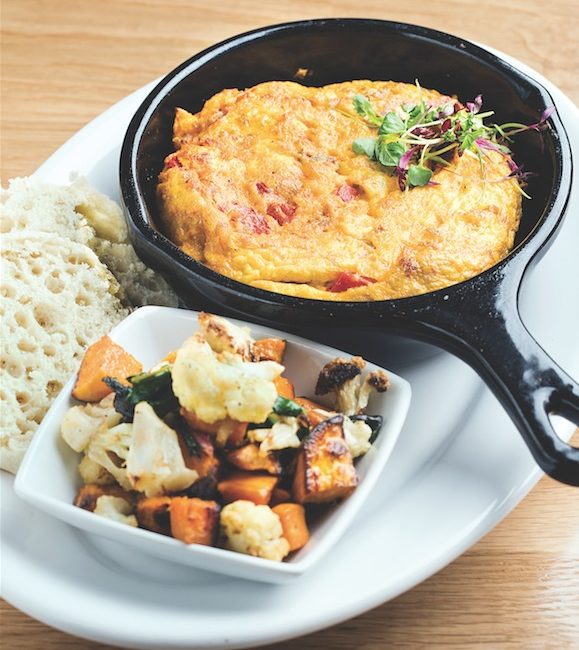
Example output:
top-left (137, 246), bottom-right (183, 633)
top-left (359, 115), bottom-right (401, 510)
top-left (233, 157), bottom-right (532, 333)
top-left (2, 1), bottom-right (578, 648)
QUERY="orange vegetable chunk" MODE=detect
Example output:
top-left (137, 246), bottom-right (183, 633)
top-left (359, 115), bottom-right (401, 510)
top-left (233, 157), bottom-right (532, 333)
top-left (292, 415), bottom-right (357, 504)
top-left (217, 472), bottom-right (278, 505)
top-left (136, 497), bottom-right (172, 535)
top-left (169, 497), bottom-right (220, 545)
top-left (272, 503), bottom-right (310, 551)
top-left (177, 430), bottom-right (220, 480)
top-left (294, 396), bottom-right (334, 427)
top-left (226, 444), bottom-right (281, 475)
top-left (274, 376), bottom-right (295, 399)
top-left (252, 338), bottom-right (286, 363)
top-left (72, 335), bottom-right (142, 402)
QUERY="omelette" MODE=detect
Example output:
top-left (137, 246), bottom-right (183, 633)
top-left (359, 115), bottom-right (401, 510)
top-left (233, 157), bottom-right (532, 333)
top-left (157, 80), bottom-right (521, 301)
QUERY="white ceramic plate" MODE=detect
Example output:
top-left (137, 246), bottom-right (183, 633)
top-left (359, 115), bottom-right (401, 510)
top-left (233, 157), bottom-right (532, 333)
top-left (14, 306), bottom-right (411, 584)
top-left (1, 48), bottom-right (578, 649)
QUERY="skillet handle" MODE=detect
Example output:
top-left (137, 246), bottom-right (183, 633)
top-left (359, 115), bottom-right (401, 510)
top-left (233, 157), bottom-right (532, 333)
top-left (417, 283), bottom-right (579, 486)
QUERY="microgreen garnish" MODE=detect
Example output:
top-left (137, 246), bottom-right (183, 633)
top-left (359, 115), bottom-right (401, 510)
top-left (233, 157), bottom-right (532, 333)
top-left (351, 86), bottom-right (553, 192)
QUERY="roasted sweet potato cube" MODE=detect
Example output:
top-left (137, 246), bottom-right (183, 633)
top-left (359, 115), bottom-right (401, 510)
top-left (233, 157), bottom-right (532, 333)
top-left (294, 396), bottom-right (335, 427)
top-left (180, 409), bottom-right (248, 448)
top-left (169, 497), bottom-right (220, 545)
top-left (226, 444), bottom-right (281, 475)
top-left (177, 430), bottom-right (220, 480)
top-left (292, 415), bottom-right (357, 504)
top-left (274, 376), bottom-right (295, 399)
top-left (270, 487), bottom-right (293, 507)
top-left (136, 497), bottom-right (172, 535)
top-left (72, 335), bottom-right (142, 402)
top-left (74, 484), bottom-right (133, 512)
top-left (272, 503), bottom-right (310, 551)
top-left (252, 338), bottom-right (286, 363)
top-left (217, 472), bottom-right (278, 505)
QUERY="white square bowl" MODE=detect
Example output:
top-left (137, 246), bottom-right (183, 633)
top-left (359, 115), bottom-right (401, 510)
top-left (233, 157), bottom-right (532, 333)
top-left (15, 306), bottom-right (411, 584)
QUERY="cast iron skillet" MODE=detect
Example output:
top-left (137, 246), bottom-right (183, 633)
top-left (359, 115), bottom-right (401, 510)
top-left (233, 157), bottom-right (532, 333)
top-left (120, 19), bottom-right (579, 485)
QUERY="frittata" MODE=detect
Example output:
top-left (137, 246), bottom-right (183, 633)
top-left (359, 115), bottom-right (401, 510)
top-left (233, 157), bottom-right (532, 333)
top-left (157, 80), bottom-right (521, 301)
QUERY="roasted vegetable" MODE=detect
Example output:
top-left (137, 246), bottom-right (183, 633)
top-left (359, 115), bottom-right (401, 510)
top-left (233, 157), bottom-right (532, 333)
top-left (273, 376), bottom-right (295, 399)
top-left (170, 497), bottom-right (220, 545)
top-left (220, 500), bottom-right (289, 561)
top-left (292, 415), bottom-right (357, 504)
top-left (198, 312), bottom-right (254, 360)
top-left (72, 335), bottom-right (143, 402)
top-left (272, 396), bottom-right (304, 417)
top-left (74, 483), bottom-right (134, 512)
top-left (226, 444), bottom-right (281, 475)
top-left (350, 414), bottom-right (384, 444)
top-left (172, 333), bottom-right (282, 424)
top-left (217, 472), bottom-right (278, 505)
top-left (294, 396), bottom-right (334, 427)
top-left (252, 338), bottom-right (287, 363)
top-left (126, 402), bottom-right (198, 497)
top-left (272, 503), bottom-right (310, 552)
top-left (136, 496), bottom-right (172, 535)
top-left (176, 429), bottom-right (220, 480)
top-left (270, 487), bottom-right (293, 507)
top-left (180, 409), bottom-right (248, 448)
top-left (104, 366), bottom-right (179, 422)
top-left (93, 496), bottom-right (138, 527)
top-left (61, 393), bottom-right (122, 453)
top-left (315, 357), bottom-right (389, 415)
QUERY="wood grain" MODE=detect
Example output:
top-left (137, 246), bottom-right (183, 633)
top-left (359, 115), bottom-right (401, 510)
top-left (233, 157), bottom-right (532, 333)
top-left (1, 1), bottom-right (578, 648)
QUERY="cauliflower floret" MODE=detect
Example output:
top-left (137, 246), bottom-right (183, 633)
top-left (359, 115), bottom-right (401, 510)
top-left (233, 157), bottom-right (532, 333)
top-left (315, 357), bottom-right (389, 415)
top-left (93, 495), bottom-right (137, 527)
top-left (248, 416), bottom-right (301, 453)
top-left (126, 401), bottom-right (198, 497)
top-left (61, 393), bottom-right (122, 452)
top-left (343, 417), bottom-right (373, 458)
top-left (220, 500), bottom-right (290, 562)
top-left (85, 422), bottom-right (134, 491)
top-left (198, 312), bottom-right (254, 360)
top-left (356, 371), bottom-right (390, 413)
top-left (172, 334), bottom-right (283, 424)
top-left (78, 454), bottom-right (116, 485)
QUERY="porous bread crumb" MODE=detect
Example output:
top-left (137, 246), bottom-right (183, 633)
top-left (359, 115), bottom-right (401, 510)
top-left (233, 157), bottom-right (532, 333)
top-left (0, 175), bottom-right (178, 308)
top-left (0, 231), bottom-right (128, 473)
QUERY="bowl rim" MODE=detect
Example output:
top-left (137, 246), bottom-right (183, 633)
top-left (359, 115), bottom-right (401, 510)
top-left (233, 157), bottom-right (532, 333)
top-left (119, 17), bottom-right (573, 315)
top-left (14, 305), bottom-right (412, 582)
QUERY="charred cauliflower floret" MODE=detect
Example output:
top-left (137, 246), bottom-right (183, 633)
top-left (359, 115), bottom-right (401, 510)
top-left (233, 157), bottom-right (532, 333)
top-left (220, 500), bottom-right (290, 562)
top-left (93, 495), bottom-right (138, 527)
top-left (172, 333), bottom-right (283, 424)
top-left (315, 357), bottom-right (389, 415)
top-left (125, 401), bottom-right (198, 497)
top-left (198, 312), bottom-right (254, 360)
top-left (61, 393), bottom-right (122, 453)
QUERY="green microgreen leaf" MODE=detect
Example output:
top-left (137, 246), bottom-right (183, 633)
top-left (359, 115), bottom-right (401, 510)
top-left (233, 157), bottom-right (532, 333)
top-left (352, 137), bottom-right (377, 158)
top-left (353, 94), bottom-right (382, 126)
top-left (407, 165), bottom-right (433, 187)
top-left (375, 138), bottom-right (406, 167)
top-left (379, 112), bottom-right (405, 134)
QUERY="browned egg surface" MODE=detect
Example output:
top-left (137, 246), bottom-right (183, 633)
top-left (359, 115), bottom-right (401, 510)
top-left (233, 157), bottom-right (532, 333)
top-left (157, 80), bottom-right (521, 301)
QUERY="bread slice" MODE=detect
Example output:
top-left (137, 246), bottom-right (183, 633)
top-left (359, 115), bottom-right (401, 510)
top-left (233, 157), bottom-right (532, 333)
top-left (0, 231), bottom-right (129, 473)
top-left (1, 175), bottom-right (178, 307)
